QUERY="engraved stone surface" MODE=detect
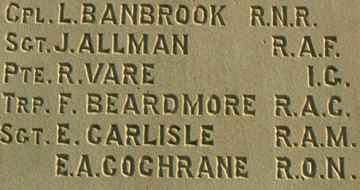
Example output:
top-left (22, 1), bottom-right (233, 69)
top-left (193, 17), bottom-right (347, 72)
top-left (0, 0), bottom-right (359, 189)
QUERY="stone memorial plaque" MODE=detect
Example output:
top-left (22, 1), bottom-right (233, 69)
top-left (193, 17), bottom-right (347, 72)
top-left (0, 0), bottom-right (359, 189)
